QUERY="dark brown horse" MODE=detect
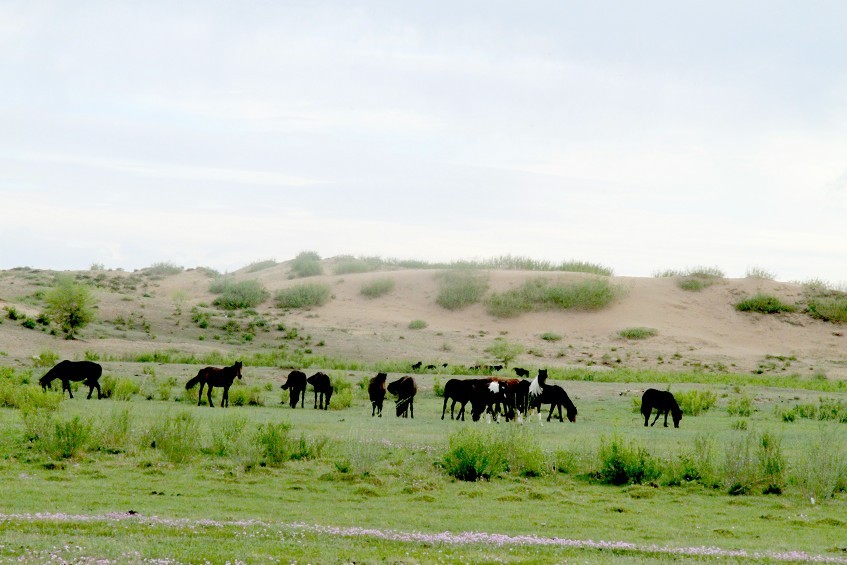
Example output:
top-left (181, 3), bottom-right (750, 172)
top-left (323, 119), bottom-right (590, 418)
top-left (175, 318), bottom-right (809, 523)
top-left (388, 376), bottom-right (417, 418)
top-left (641, 389), bottom-right (682, 428)
top-left (39, 360), bottom-right (102, 399)
top-left (281, 370), bottom-right (307, 408)
top-left (185, 361), bottom-right (243, 407)
top-left (307, 372), bottom-right (332, 409)
top-left (368, 372), bottom-right (387, 417)
top-left (532, 384), bottom-right (578, 422)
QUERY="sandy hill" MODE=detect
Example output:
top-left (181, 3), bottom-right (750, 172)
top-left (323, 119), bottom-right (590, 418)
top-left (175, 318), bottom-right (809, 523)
top-left (0, 261), bottom-right (844, 379)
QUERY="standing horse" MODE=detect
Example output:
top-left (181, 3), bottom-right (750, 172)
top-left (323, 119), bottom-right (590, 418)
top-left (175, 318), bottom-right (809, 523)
top-left (441, 378), bottom-right (478, 421)
top-left (368, 372), bottom-right (387, 417)
top-left (307, 372), bottom-right (333, 409)
top-left (185, 361), bottom-right (243, 407)
top-left (535, 384), bottom-right (578, 422)
top-left (388, 376), bottom-right (417, 418)
top-left (39, 360), bottom-right (102, 399)
top-left (525, 369), bottom-right (549, 423)
top-left (641, 389), bottom-right (682, 428)
top-left (281, 370), bottom-right (307, 409)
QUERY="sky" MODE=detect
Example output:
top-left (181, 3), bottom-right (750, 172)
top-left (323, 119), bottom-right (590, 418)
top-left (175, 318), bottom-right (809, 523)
top-left (2, 1), bottom-right (847, 282)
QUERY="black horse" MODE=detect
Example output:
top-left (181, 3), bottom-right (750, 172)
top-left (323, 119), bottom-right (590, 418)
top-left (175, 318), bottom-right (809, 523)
top-left (441, 378), bottom-right (482, 421)
top-left (368, 372), bottom-right (387, 417)
top-left (185, 361), bottom-right (243, 407)
top-left (281, 370), bottom-right (307, 408)
top-left (531, 384), bottom-right (578, 422)
top-left (388, 376), bottom-right (417, 418)
top-left (641, 388), bottom-right (682, 428)
top-left (307, 372), bottom-right (333, 409)
top-left (39, 360), bottom-right (102, 399)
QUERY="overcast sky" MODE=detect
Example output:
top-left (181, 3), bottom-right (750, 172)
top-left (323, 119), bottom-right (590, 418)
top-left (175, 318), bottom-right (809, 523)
top-left (3, 1), bottom-right (846, 282)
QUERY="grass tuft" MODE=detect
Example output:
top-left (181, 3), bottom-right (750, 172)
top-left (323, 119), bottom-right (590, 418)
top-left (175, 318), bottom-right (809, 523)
top-left (360, 278), bottom-right (396, 299)
top-left (735, 294), bottom-right (796, 314)
top-left (486, 277), bottom-right (619, 318)
top-left (435, 271), bottom-right (489, 310)
top-left (275, 283), bottom-right (331, 309)
top-left (618, 327), bottom-right (658, 340)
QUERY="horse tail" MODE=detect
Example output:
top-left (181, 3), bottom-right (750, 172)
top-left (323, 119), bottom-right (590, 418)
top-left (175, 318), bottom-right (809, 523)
top-left (185, 371), bottom-right (205, 390)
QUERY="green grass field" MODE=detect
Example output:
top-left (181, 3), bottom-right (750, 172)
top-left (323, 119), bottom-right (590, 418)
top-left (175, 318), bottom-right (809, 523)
top-left (2, 365), bottom-right (847, 563)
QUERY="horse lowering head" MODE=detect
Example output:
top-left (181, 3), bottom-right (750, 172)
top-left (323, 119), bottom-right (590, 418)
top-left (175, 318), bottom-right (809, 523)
top-left (233, 361), bottom-right (243, 379)
top-left (671, 403), bottom-right (683, 428)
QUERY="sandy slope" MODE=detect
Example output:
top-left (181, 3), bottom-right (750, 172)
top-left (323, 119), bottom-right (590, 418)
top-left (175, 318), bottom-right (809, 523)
top-left (0, 264), bottom-right (845, 378)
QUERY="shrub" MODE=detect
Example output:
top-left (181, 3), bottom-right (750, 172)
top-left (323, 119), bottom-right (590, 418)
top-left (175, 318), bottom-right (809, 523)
top-left (113, 378), bottom-right (140, 401)
top-left (735, 294), bottom-right (796, 314)
top-left (330, 376), bottom-right (353, 410)
top-left (442, 428), bottom-right (509, 481)
top-left (360, 278), bottom-right (396, 298)
top-left (723, 433), bottom-right (757, 495)
top-left (408, 319), bottom-right (428, 330)
top-left (486, 277), bottom-right (619, 318)
top-left (144, 411), bottom-right (199, 464)
top-left (758, 431), bottom-right (785, 494)
top-left (244, 260), bottom-right (277, 272)
top-left (485, 339), bottom-right (524, 368)
top-left (253, 421), bottom-right (327, 466)
top-left (95, 407), bottom-right (133, 454)
top-left (593, 435), bottom-right (661, 486)
top-left (145, 262), bottom-right (184, 277)
top-left (436, 271), bottom-right (489, 310)
top-left (275, 283), bottom-right (331, 309)
top-left (540, 332), bottom-right (562, 341)
top-left (44, 275), bottom-right (96, 338)
top-left (210, 279), bottom-right (269, 309)
top-left (723, 430), bottom-right (786, 495)
top-left (663, 435), bottom-right (719, 488)
top-left (210, 414), bottom-right (249, 457)
top-left (36, 415), bottom-right (93, 459)
top-left (674, 389), bottom-right (717, 416)
top-left (792, 427), bottom-right (847, 502)
top-left (228, 385), bottom-right (264, 407)
top-left (333, 256), bottom-right (385, 275)
top-left (618, 327), bottom-right (658, 340)
top-left (727, 396), bottom-right (753, 417)
top-left (32, 349), bottom-right (59, 368)
top-left (746, 267), bottom-right (776, 280)
top-left (290, 251), bottom-right (323, 278)
top-left (433, 377), bottom-right (445, 398)
top-left (806, 295), bottom-right (847, 323)
top-left (335, 438), bottom-right (385, 476)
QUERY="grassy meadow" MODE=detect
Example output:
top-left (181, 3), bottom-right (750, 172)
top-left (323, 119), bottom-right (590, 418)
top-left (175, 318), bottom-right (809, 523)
top-left (1, 363), bottom-right (847, 563)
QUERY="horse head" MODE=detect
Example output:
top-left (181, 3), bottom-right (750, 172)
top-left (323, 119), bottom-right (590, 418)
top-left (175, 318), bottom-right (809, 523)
top-left (672, 405), bottom-right (682, 428)
top-left (234, 361), bottom-right (243, 380)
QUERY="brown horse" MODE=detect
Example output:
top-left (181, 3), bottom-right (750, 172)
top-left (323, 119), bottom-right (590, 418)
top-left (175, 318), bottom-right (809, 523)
top-left (281, 370), bottom-right (307, 408)
top-left (368, 372), bottom-right (387, 417)
top-left (185, 361), bottom-right (243, 407)
top-left (39, 360), bottom-right (102, 399)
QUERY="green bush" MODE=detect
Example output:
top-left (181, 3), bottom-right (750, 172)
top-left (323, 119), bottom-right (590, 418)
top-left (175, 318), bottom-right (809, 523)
top-left (330, 377), bottom-right (353, 410)
top-left (145, 262), bottom-right (184, 276)
top-left (113, 378), bottom-right (140, 401)
top-left (408, 319), bottom-right (428, 330)
top-left (228, 385), bottom-right (264, 407)
top-left (436, 271), bottom-right (489, 310)
top-left (791, 427), bottom-right (847, 501)
top-left (735, 294), bottom-right (796, 314)
top-left (618, 327), bottom-right (658, 340)
top-left (360, 278), bottom-right (396, 298)
top-left (727, 396), bottom-right (753, 417)
top-left (275, 283), bottom-right (331, 309)
top-left (38, 415), bottom-right (93, 459)
top-left (433, 377), bottom-right (445, 398)
top-left (290, 251), bottom-right (323, 278)
top-left (442, 428), bottom-right (509, 481)
top-left (806, 295), bottom-right (847, 323)
top-left (32, 349), bottom-right (59, 368)
top-left (253, 421), bottom-right (327, 466)
top-left (95, 407), bottom-right (133, 454)
top-left (593, 435), bottom-right (661, 486)
top-left (210, 414), bottom-right (249, 457)
top-left (44, 275), bottom-right (96, 338)
top-left (210, 279), bottom-right (269, 309)
top-left (333, 256), bottom-right (385, 275)
top-left (540, 332), bottom-right (562, 341)
top-left (144, 411), bottom-right (199, 463)
top-left (674, 389), bottom-right (717, 416)
top-left (486, 278), bottom-right (619, 318)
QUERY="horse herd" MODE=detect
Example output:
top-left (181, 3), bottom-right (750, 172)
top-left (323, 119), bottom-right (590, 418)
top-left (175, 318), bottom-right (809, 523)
top-left (37, 360), bottom-right (684, 428)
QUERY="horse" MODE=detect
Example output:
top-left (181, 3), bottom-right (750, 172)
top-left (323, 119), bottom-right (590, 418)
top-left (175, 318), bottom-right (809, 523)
top-left (39, 360), bottom-right (102, 399)
top-left (368, 372), bottom-right (387, 417)
top-left (496, 378), bottom-right (528, 421)
top-left (307, 372), bottom-right (333, 409)
top-left (388, 376), bottom-right (417, 418)
top-left (185, 361), bottom-right (243, 407)
top-left (513, 367), bottom-right (530, 378)
top-left (469, 380), bottom-right (509, 422)
top-left (281, 370), bottom-right (307, 409)
top-left (641, 389), bottom-right (682, 428)
top-left (533, 384), bottom-right (578, 422)
top-left (524, 369), bottom-right (548, 423)
top-left (441, 378), bottom-right (490, 421)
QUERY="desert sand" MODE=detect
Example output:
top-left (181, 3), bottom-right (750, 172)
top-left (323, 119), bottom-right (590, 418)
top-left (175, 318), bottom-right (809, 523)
top-left (0, 260), bottom-right (844, 379)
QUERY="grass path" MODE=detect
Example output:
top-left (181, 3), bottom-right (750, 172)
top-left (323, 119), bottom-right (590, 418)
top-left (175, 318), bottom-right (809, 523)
top-left (2, 511), bottom-right (846, 563)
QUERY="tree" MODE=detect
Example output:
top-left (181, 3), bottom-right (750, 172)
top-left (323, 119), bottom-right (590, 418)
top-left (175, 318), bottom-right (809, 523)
top-left (485, 338), bottom-right (524, 368)
top-left (44, 275), bottom-right (95, 339)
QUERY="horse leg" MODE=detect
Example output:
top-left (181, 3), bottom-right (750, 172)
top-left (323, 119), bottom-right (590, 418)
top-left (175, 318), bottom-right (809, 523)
top-left (663, 410), bottom-right (669, 427)
top-left (409, 399), bottom-right (413, 419)
top-left (87, 384), bottom-right (93, 399)
top-left (207, 385), bottom-right (214, 408)
top-left (64, 379), bottom-right (73, 399)
top-left (441, 396), bottom-right (449, 420)
top-left (650, 409), bottom-right (661, 426)
top-left (642, 409), bottom-right (650, 426)
top-left (221, 386), bottom-right (228, 408)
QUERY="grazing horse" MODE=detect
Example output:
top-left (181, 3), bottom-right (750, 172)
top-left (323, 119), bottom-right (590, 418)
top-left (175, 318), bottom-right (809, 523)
top-left (641, 389), bottom-right (682, 428)
top-left (185, 361), bottom-right (243, 407)
top-left (470, 380), bottom-right (509, 422)
top-left (441, 378), bottom-right (476, 421)
top-left (281, 370), bottom-right (307, 409)
top-left (307, 372), bottom-right (333, 409)
top-left (641, 388), bottom-right (682, 428)
top-left (534, 384), bottom-right (578, 422)
top-left (39, 360), bottom-right (102, 399)
top-left (411, 361), bottom-right (422, 371)
top-left (388, 376), bottom-right (417, 418)
top-left (513, 367), bottom-right (530, 378)
top-left (368, 372), bottom-right (387, 417)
